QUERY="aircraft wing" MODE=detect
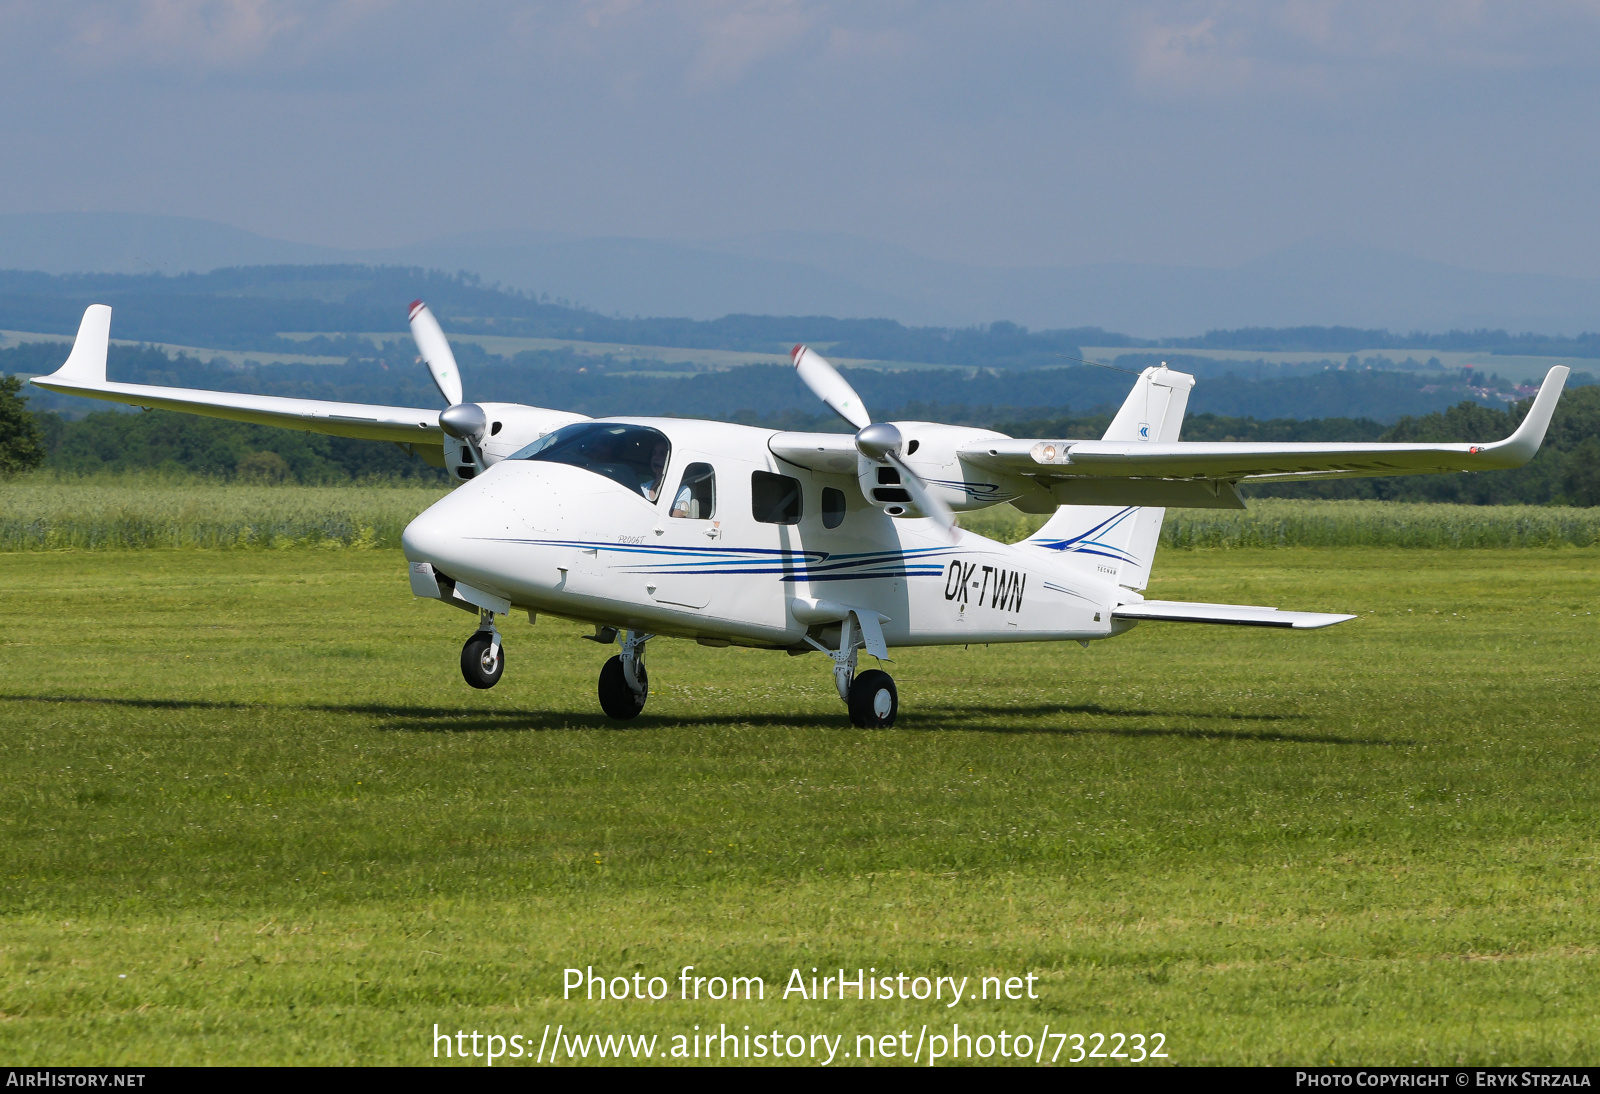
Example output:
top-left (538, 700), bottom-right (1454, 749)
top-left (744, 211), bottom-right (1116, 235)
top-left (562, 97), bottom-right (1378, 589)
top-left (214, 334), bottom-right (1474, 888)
top-left (1113, 600), bottom-right (1355, 629)
top-left (28, 304), bottom-right (444, 446)
top-left (768, 431), bottom-right (857, 473)
top-left (960, 365), bottom-right (1569, 484)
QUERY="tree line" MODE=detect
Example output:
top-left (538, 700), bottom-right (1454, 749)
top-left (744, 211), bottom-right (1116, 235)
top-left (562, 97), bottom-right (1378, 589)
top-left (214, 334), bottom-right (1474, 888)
top-left (3, 368), bottom-right (1596, 505)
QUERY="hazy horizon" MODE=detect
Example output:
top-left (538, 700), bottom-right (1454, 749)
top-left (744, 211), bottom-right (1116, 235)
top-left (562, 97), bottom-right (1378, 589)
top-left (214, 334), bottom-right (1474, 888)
top-left (7, 210), bottom-right (1600, 338)
top-left (2, 3), bottom-right (1599, 291)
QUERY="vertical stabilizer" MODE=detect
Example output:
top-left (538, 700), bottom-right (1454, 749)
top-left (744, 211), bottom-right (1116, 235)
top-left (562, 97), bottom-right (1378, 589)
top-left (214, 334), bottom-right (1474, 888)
top-left (1021, 365), bottom-right (1194, 591)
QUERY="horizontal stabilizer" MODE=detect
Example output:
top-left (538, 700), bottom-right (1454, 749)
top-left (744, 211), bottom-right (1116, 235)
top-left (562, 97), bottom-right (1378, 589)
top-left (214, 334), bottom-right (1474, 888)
top-left (1113, 600), bottom-right (1356, 629)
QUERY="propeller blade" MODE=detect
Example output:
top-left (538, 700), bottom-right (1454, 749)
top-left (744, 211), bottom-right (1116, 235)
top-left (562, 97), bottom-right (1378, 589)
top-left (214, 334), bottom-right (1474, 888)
top-left (886, 451), bottom-right (959, 541)
top-left (793, 345), bottom-right (870, 430)
top-left (409, 300), bottom-right (463, 407)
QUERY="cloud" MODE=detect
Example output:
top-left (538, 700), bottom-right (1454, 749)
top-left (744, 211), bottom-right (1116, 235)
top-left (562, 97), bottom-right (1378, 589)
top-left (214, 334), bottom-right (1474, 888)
top-left (1133, 12), bottom-right (1256, 95)
top-left (684, 1), bottom-right (819, 87)
top-left (1127, 1), bottom-right (1600, 99)
top-left (61, 0), bottom-right (387, 70)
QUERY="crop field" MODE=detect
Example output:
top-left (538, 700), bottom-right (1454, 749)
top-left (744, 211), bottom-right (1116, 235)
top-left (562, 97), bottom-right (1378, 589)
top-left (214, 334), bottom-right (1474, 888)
top-left (0, 534), bottom-right (1597, 1066)
top-left (7, 477), bottom-right (1600, 552)
top-left (0, 476), bottom-right (450, 551)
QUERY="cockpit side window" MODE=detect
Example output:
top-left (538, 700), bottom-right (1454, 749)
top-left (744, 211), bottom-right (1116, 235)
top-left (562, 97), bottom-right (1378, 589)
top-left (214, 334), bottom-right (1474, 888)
top-left (509, 422), bottom-right (671, 501)
top-left (670, 462), bottom-right (716, 519)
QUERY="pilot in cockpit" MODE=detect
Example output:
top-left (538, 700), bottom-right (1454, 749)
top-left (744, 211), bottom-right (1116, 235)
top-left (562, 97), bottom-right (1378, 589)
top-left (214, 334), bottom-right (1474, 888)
top-left (641, 438), bottom-right (670, 502)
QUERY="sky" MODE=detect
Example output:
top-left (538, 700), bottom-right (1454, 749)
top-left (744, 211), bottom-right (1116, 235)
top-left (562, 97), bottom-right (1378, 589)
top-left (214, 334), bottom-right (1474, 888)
top-left (3, 1), bottom-right (1600, 279)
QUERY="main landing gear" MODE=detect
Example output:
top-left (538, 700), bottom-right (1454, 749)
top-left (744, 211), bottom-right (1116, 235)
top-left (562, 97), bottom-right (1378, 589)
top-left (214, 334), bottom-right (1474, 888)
top-left (460, 609), bottom-right (504, 689)
top-left (808, 612), bottom-right (898, 728)
top-left (598, 630), bottom-right (652, 719)
top-left (848, 669), bottom-right (898, 728)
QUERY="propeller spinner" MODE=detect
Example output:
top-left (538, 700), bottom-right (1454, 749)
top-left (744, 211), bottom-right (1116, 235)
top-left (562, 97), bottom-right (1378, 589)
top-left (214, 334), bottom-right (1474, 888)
top-left (790, 345), bottom-right (958, 539)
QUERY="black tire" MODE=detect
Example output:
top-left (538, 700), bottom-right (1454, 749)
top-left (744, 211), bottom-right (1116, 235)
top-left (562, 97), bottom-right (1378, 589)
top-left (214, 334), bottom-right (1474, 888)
top-left (598, 655), bottom-right (647, 719)
top-left (460, 632), bottom-right (505, 690)
top-left (848, 669), bottom-right (897, 728)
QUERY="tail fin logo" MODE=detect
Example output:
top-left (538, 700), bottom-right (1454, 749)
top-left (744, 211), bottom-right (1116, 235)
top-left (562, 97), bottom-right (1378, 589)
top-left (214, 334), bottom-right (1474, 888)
top-left (1138, 423), bottom-right (1150, 438)
top-left (1027, 506), bottom-right (1143, 566)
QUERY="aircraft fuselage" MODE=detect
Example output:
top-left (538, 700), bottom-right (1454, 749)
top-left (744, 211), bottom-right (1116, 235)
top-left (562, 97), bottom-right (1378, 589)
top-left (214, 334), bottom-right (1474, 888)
top-left (401, 416), bottom-right (1119, 651)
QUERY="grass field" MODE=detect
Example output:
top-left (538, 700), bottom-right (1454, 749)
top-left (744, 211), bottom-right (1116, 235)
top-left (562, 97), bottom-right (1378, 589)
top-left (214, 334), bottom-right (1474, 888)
top-left (1, 544), bottom-right (1597, 1066)
top-left (0, 477), bottom-right (449, 550)
top-left (6, 476), bottom-right (1600, 551)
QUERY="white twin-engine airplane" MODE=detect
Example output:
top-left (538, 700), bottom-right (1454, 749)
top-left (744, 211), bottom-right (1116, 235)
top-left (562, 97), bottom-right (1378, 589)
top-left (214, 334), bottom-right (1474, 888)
top-left (34, 303), bottom-right (1569, 727)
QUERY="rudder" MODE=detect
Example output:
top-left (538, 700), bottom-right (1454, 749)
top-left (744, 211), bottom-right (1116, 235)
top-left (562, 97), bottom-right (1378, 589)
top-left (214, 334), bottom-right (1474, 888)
top-left (1021, 365), bottom-right (1194, 591)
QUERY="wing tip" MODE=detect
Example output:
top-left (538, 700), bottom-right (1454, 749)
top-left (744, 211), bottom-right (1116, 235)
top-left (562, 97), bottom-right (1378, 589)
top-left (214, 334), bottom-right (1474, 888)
top-left (1290, 613), bottom-right (1359, 629)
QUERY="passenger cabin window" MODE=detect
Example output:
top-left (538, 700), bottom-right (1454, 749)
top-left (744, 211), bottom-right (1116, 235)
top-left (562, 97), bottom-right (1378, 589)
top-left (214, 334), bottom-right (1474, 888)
top-left (751, 471), bottom-right (802, 525)
top-left (670, 463), bottom-right (716, 519)
top-left (821, 487), bottom-right (847, 529)
top-left (509, 422), bottom-right (671, 501)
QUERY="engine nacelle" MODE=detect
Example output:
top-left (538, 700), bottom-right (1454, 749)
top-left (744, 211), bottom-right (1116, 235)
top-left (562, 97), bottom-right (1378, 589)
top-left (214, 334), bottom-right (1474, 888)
top-left (442, 402), bottom-right (589, 483)
top-left (855, 422), bottom-right (1036, 517)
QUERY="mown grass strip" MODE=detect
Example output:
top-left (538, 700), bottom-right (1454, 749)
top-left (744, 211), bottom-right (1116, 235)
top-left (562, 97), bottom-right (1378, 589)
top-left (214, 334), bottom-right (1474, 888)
top-left (0, 547), bottom-right (1596, 1063)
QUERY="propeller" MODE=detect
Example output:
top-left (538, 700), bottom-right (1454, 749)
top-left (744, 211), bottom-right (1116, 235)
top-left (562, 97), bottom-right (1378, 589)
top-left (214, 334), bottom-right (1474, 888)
top-left (409, 300), bottom-right (463, 406)
top-left (410, 300), bottom-right (484, 474)
top-left (790, 345), bottom-right (958, 539)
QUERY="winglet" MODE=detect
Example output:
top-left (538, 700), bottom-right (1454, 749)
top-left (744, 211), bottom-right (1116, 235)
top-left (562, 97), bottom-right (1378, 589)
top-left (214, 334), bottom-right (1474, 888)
top-left (38, 305), bottom-right (112, 386)
top-left (1478, 365), bottom-right (1569, 468)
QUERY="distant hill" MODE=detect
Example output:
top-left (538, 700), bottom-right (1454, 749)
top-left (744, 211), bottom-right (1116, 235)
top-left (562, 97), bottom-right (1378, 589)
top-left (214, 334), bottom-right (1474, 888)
top-left (3, 264), bottom-right (1597, 365)
top-left (6, 212), bottom-right (1600, 335)
top-left (3, 262), bottom-right (1595, 428)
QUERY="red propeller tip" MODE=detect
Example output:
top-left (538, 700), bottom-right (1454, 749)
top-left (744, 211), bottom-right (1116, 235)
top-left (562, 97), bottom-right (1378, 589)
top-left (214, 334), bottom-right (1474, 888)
top-left (791, 344), bottom-right (804, 359)
top-left (409, 300), bottom-right (425, 318)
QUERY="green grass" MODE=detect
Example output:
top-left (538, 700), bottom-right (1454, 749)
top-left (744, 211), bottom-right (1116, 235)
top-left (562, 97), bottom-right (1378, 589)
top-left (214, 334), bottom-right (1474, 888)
top-left (956, 499), bottom-right (1600, 549)
top-left (1, 547), bottom-right (1597, 1065)
top-left (6, 477), bottom-right (1598, 552)
top-left (0, 475), bottom-right (447, 550)
top-left (1163, 499), bottom-right (1600, 549)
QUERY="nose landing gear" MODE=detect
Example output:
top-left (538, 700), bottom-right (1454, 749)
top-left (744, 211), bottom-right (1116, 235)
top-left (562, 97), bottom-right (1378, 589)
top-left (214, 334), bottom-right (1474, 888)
top-left (598, 630), bottom-right (652, 719)
top-left (460, 609), bottom-right (504, 689)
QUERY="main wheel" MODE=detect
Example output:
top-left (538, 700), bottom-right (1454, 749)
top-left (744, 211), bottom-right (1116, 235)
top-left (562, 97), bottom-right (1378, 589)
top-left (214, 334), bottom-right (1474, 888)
top-left (460, 632), bottom-right (504, 689)
top-left (847, 669), bottom-right (898, 728)
top-left (598, 655), bottom-right (647, 719)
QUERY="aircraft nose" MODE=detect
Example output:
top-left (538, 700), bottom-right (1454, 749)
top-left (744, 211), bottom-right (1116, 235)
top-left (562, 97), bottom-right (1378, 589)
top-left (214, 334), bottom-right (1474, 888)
top-left (402, 489), bottom-right (475, 570)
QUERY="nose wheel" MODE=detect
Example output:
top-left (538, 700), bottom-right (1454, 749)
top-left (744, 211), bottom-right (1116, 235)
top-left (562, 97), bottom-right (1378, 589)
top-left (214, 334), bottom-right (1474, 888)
top-left (461, 630), bottom-right (504, 689)
top-left (598, 630), bottom-right (652, 719)
top-left (460, 609), bottom-right (505, 689)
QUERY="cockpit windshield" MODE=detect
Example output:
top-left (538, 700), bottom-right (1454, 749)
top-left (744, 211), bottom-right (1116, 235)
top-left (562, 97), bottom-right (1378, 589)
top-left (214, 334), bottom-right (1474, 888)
top-left (508, 422), bottom-right (671, 501)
